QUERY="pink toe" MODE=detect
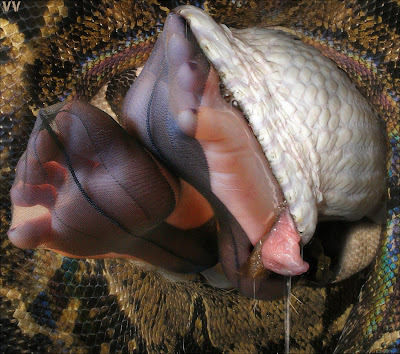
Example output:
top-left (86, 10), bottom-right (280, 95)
top-left (10, 182), bottom-right (58, 208)
top-left (8, 212), bottom-right (52, 249)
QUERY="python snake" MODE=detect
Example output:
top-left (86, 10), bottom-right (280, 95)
top-left (1, 0), bottom-right (399, 352)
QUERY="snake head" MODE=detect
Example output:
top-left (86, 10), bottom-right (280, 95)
top-left (121, 8), bottom-right (386, 298)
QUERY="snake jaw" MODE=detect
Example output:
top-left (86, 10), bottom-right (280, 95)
top-left (177, 5), bottom-right (386, 243)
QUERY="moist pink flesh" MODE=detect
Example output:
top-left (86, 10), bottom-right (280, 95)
top-left (189, 66), bottom-right (309, 277)
top-left (188, 66), bottom-right (284, 245)
top-left (261, 209), bottom-right (309, 276)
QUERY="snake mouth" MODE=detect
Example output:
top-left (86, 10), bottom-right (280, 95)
top-left (173, 6), bottom-right (386, 283)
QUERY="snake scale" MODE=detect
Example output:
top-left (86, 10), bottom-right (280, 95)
top-left (0, 0), bottom-right (399, 353)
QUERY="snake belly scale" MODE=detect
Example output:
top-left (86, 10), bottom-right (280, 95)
top-left (0, 0), bottom-right (399, 353)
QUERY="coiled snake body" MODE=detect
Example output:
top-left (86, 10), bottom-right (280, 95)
top-left (1, 0), bottom-right (399, 352)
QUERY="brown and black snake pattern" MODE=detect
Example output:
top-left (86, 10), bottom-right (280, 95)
top-left (1, 0), bottom-right (399, 353)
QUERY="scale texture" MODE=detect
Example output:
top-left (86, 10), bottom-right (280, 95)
top-left (0, 0), bottom-right (399, 353)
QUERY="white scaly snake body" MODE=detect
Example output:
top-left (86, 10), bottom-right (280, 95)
top-left (179, 6), bottom-right (386, 244)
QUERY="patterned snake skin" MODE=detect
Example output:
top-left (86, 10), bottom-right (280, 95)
top-left (1, 0), bottom-right (399, 352)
